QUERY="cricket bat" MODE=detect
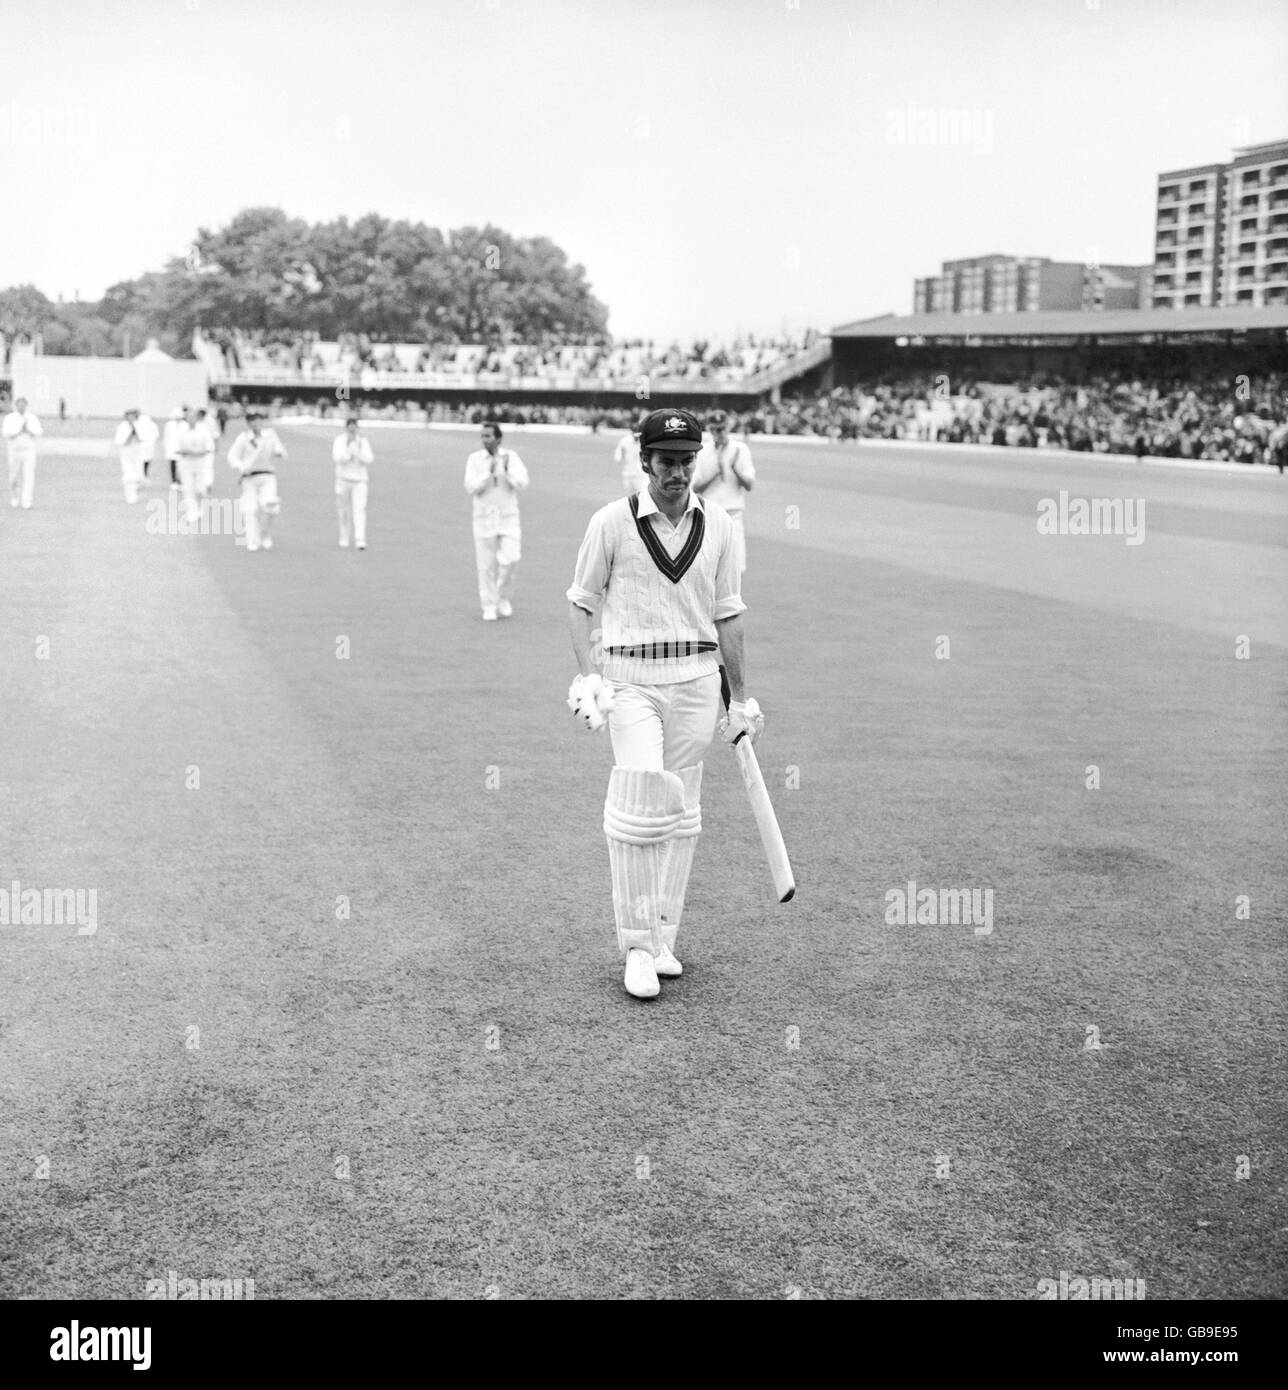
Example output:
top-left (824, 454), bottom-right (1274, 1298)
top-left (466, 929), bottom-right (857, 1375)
top-left (719, 668), bottom-right (796, 903)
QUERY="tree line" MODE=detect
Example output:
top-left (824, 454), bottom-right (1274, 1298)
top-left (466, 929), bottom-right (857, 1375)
top-left (0, 208), bottom-right (609, 358)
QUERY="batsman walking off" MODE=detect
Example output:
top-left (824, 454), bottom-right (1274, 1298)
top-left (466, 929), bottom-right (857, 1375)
top-left (567, 407), bottom-right (765, 1000)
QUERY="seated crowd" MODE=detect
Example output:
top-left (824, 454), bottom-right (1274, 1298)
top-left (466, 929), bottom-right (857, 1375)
top-left (198, 328), bottom-right (821, 388)
top-left (240, 365), bottom-right (1288, 466)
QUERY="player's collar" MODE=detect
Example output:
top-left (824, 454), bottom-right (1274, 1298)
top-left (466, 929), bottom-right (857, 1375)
top-left (634, 486), bottom-right (702, 520)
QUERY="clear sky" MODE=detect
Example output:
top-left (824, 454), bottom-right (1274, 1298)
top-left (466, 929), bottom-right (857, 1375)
top-left (1, 0), bottom-right (1285, 341)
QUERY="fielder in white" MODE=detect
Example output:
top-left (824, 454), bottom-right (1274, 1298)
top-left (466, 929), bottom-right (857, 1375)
top-left (173, 406), bottom-right (215, 524)
top-left (3, 397), bottom-right (42, 509)
top-left (227, 414), bottom-right (286, 551)
top-left (567, 406), bottom-right (764, 1000)
top-left (613, 415), bottom-right (647, 495)
top-left (332, 415), bottom-right (373, 549)
top-left (195, 408), bottom-right (217, 497)
top-left (113, 409), bottom-right (159, 504)
top-left (464, 422), bottom-right (528, 620)
top-left (163, 406), bottom-right (184, 491)
top-left (691, 410), bottom-right (755, 575)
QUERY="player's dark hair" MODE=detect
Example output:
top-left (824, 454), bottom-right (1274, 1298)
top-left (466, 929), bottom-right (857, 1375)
top-left (483, 421), bottom-right (503, 439)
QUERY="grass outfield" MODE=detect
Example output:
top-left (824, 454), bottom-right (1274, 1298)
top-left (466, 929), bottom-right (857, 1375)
top-left (1, 425), bottom-right (1285, 1300)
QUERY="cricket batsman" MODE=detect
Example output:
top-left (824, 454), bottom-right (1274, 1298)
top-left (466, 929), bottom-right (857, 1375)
top-left (566, 406), bottom-right (764, 1000)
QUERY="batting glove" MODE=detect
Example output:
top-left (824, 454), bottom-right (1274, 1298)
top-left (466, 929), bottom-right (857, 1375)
top-left (720, 697), bottom-right (764, 746)
top-left (568, 673), bottom-right (615, 733)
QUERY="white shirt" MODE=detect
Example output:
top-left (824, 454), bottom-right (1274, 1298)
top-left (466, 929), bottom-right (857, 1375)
top-left (228, 428), bottom-right (286, 474)
top-left (163, 417), bottom-right (183, 456)
top-left (2, 410), bottom-right (42, 453)
top-left (692, 436), bottom-right (755, 514)
top-left (175, 421), bottom-right (214, 458)
top-left (332, 432), bottom-right (374, 483)
top-left (464, 446), bottom-right (528, 537)
top-left (566, 488), bottom-right (746, 687)
top-left (614, 431), bottom-right (646, 494)
top-left (115, 415), bottom-right (159, 450)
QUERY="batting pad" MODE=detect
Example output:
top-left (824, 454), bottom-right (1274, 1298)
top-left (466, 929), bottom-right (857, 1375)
top-left (659, 763), bottom-right (703, 952)
top-left (604, 768), bottom-right (685, 957)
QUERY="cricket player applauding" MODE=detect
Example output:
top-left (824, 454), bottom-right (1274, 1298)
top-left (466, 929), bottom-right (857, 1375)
top-left (227, 412), bottom-right (286, 552)
top-left (3, 397), bottom-right (43, 509)
top-left (566, 407), bottom-right (764, 1000)
top-left (332, 415), bottom-right (373, 549)
top-left (464, 422), bottom-right (528, 619)
top-left (692, 410), bottom-right (755, 575)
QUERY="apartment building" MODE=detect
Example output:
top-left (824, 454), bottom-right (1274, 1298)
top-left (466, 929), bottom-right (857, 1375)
top-left (1153, 140), bottom-right (1288, 309)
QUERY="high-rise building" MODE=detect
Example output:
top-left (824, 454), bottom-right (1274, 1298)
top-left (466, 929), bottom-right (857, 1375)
top-left (1153, 140), bottom-right (1288, 309)
top-left (912, 255), bottom-right (1146, 315)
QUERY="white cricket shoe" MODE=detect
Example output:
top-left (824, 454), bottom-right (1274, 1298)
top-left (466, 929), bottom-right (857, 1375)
top-left (339, 538), bottom-right (350, 548)
top-left (356, 542), bottom-right (366, 550)
top-left (498, 599), bottom-right (513, 618)
top-left (8, 497), bottom-right (17, 508)
top-left (261, 535), bottom-right (273, 550)
top-left (624, 948), bottom-right (660, 999)
top-left (246, 541), bottom-right (260, 552)
top-left (482, 607), bottom-right (498, 621)
top-left (654, 943), bottom-right (682, 977)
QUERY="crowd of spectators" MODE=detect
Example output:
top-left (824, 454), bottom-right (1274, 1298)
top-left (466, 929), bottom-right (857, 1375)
top-left (198, 328), bottom-right (821, 388)
top-left (756, 369), bottom-right (1288, 463)
top-left (239, 365), bottom-right (1288, 466)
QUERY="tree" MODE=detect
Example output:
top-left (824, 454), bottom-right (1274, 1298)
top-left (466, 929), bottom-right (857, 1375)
top-left (2, 206), bottom-right (611, 356)
top-left (0, 284), bottom-right (56, 339)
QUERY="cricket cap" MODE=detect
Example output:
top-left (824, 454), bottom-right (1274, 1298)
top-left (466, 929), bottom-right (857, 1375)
top-left (639, 407), bottom-right (703, 452)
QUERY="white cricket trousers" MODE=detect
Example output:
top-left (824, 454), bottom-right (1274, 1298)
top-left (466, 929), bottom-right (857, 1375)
top-left (603, 671), bottom-right (721, 957)
top-left (240, 474), bottom-right (279, 548)
top-left (607, 671), bottom-right (722, 772)
top-left (7, 448), bottom-right (35, 508)
top-left (474, 531), bottom-right (520, 611)
top-left (119, 446), bottom-right (147, 503)
top-left (177, 458), bottom-right (203, 522)
top-left (336, 479), bottom-right (368, 546)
